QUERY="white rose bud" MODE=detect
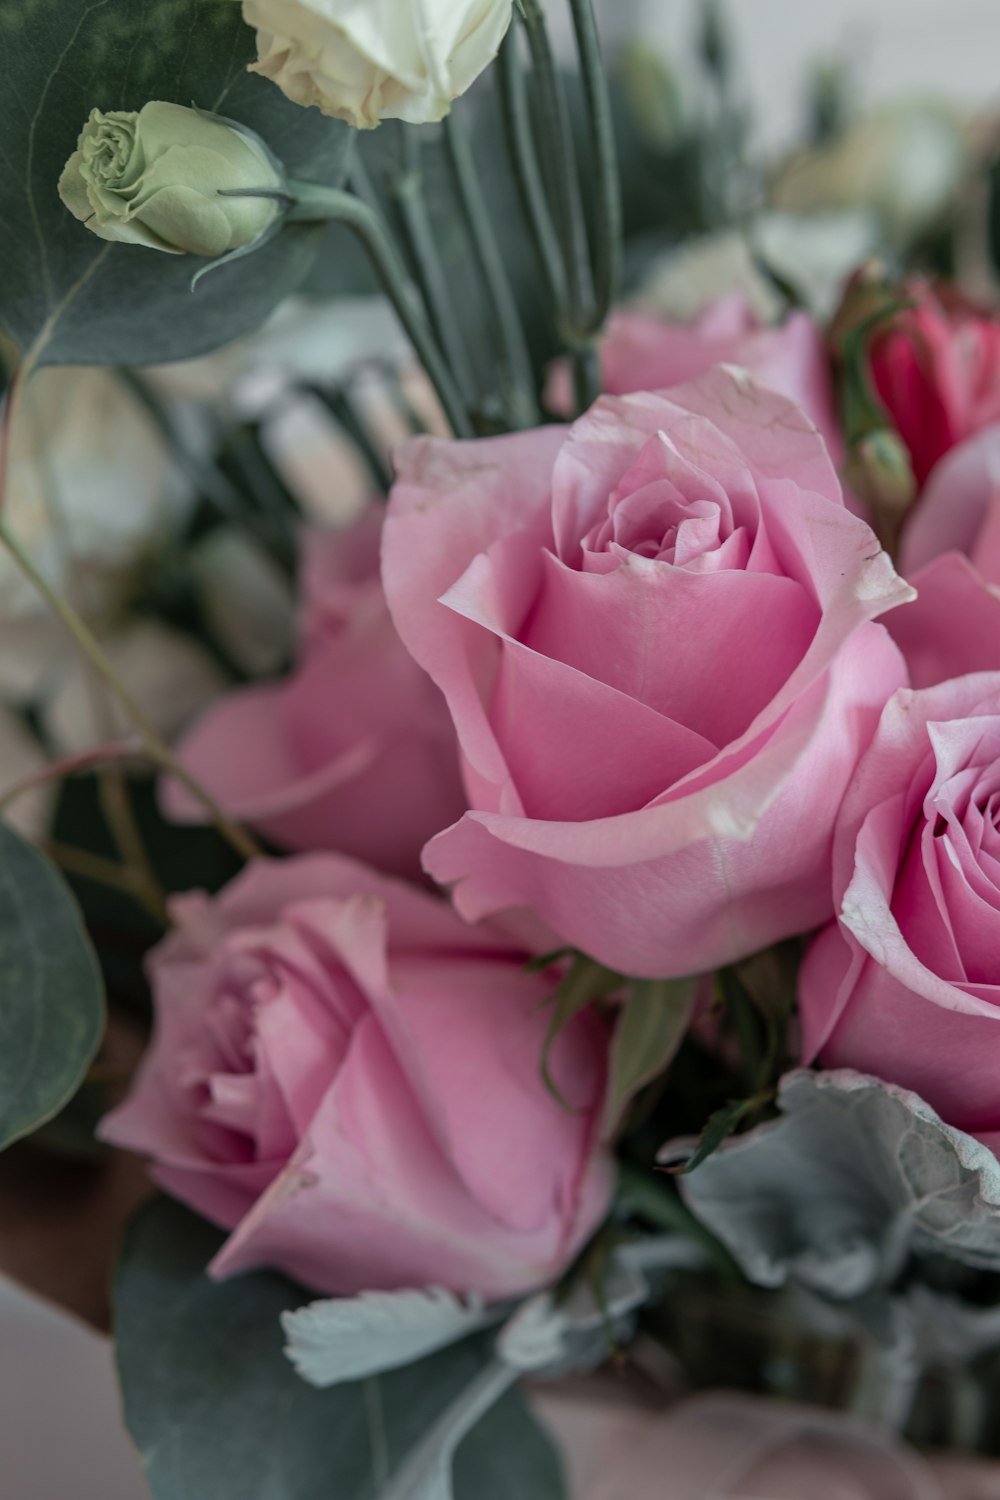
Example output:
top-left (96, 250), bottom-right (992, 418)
top-left (58, 101), bottom-right (285, 257)
top-left (240, 0), bottom-right (514, 128)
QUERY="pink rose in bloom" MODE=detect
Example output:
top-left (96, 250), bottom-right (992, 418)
top-left (871, 280), bottom-right (1000, 487)
top-left (547, 295), bottom-right (841, 461)
top-left (887, 426), bottom-right (1000, 687)
top-left (164, 507), bottom-right (466, 879)
top-left (101, 855), bottom-right (612, 1298)
top-left (383, 368), bottom-right (912, 979)
top-left (799, 674), bottom-right (1000, 1154)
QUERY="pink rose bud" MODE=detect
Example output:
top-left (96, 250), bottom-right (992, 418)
top-left (101, 855), bottom-right (612, 1299)
top-left (869, 278), bottom-right (1000, 486)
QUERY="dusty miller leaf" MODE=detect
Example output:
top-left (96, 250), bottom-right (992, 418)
top-left (283, 1288), bottom-right (491, 1389)
top-left (675, 1069), bottom-right (1000, 1300)
top-left (496, 1236), bottom-right (705, 1380)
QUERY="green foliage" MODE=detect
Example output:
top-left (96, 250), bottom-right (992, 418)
top-left (678, 1070), bottom-right (1000, 1298)
top-left (116, 1198), bottom-right (566, 1500)
top-left (670, 1095), bottom-right (766, 1177)
top-left (604, 977), bottom-right (696, 1133)
top-left (52, 771), bottom-right (243, 1009)
top-left (0, 820), bottom-right (105, 1150)
top-left (0, 0), bottom-right (353, 367)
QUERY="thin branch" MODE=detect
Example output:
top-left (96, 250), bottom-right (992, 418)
top-left (0, 516), bottom-right (261, 863)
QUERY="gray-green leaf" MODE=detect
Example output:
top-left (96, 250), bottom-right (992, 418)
top-left (0, 0), bottom-right (353, 368)
top-left (116, 1198), bottom-right (566, 1500)
top-left (0, 821), bottom-right (105, 1151)
top-left (675, 1069), bottom-right (1000, 1300)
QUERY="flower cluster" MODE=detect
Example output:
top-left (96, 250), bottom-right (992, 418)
top-left (16, 1), bottom-right (1000, 1484)
top-left (94, 269), bottom-right (1000, 1318)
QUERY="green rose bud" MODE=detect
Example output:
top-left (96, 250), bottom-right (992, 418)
top-left (843, 429), bottom-right (916, 552)
top-left (58, 101), bottom-right (285, 258)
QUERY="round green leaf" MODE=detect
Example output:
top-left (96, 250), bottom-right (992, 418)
top-left (0, 822), bottom-right (105, 1150)
top-left (0, 0), bottom-right (354, 368)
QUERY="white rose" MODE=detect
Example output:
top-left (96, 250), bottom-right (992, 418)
top-left (240, 0), bottom-right (513, 128)
top-left (43, 619), bottom-right (227, 755)
top-left (772, 101), bottom-right (967, 246)
top-left (636, 211), bottom-right (879, 324)
top-left (3, 367), bottom-right (175, 621)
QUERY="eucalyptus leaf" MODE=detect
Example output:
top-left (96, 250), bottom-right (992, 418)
top-left (0, 821), bottom-right (105, 1150)
top-left (116, 1198), bottom-right (565, 1500)
top-left (283, 1288), bottom-right (491, 1389)
top-left (0, 0), bottom-right (353, 368)
top-left (675, 1070), bottom-right (1000, 1301)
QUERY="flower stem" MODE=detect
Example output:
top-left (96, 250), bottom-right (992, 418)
top-left (119, 370), bottom-right (297, 578)
top-left (441, 111), bottom-right (540, 431)
top-left (387, 132), bottom-right (479, 412)
top-left (567, 0), bottom-right (623, 334)
top-left (97, 763), bottom-right (170, 926)
top-left (0, 518), bottom-right (261, 864)
top-left (570, 340), bottom-right (602, 415)
top-left (496, 28), bottom-right (566, 314)
top-left (310, 383), bottom-right (394, 495)
top-left (516, 0), bottom-right (594, 336)
top-left (290, 179), bottom-right (475, 440)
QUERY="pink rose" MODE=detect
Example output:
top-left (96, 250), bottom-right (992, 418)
top-left (871, 280), bottom-right (1000, 487)
top-left (101, 855), bottom-right (612, 1298)
top-left (799, 674), bottom-right (1000, 1153)
top-left (164, 507), bottom-right (466, 879)
top-left (887, 425), bottom-right (1000, 687)
top-left (383, 367), bottom-right (912, 978)
top-left (547, 295), bottom-right (841, 461)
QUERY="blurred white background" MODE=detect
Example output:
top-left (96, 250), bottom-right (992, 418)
top-left (4, 0), bottom-right (1000, 1496)
top-left (577, 0), bottom-right (1000, 146)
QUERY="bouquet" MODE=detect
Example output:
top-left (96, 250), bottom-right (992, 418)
top-left (3, 1), bottom-right (1000, 1495)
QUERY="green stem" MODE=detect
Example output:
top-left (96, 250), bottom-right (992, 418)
top-left (0, 519), bottom-right (261, 864)
top-left (388, 132), bottom-right (479, 411)
top-left (441, 111), bottom-right (540, 430)
top-left (496, 27), bottom-right (566, 313)
top-left (98, 762), bottom-right (170, 925)
top-left (311, 384), bottom-right (394, 495)
top-left (290, 180), bottom-right (474, 441)
top-left (571, 340), bottom-right (601, 416)
top-left (120, 370), bottom-right (296, 577)
top-left (226, 424), bottom-right (301, 534)
top-left (290, 168), bottom-right (476, 438)
top-left (517, 0), bottom-right (594, 335)
top-left (567, 0), bottom-right (622, 334)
